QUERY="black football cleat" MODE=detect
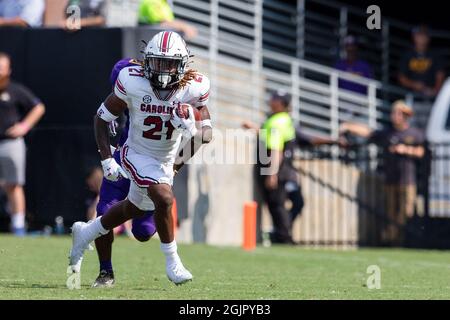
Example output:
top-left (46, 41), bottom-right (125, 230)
top-left (91, 270), bottom-right (115, 288)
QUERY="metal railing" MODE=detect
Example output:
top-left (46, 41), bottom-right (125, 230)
top-left (172, 0), bottom-right (420, 138)
top-left (189, 44), bottom-right (412, 138)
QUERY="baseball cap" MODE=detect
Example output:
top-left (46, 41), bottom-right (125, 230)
top-left (271, 89), bottom-right (291, 107)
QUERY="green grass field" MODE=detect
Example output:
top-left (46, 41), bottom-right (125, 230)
top-left (0, 235), bottom-right (449, 299)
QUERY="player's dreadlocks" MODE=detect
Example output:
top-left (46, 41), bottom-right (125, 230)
top-left (178, 69), bottom-right (198, 89)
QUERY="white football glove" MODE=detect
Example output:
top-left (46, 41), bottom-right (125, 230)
top-left (170, 106), bottom-right (198, 138)
top-left (101, 157), bottom-right (128, 181)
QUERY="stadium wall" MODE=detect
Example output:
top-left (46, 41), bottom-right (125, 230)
top-left (0, 28), bottom-right (122, 230)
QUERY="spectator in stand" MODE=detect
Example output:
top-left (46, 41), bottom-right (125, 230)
top-left (138, 0), bottom-right (197, 40)
top-left (340, 101), bottom-right (425, 247)
top-left (398, 25), bottom-right (445, 98)
top-left (0, 53), bottom-right (45, 236)
top-left (0, 0), bottom-right (45, 27)
top-left (334, 35), bottom-right (374, 95)
top-left (65, 0), bottom-right (106, 29)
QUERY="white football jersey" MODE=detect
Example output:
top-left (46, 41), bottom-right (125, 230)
top-left (114, 65), bottom-right (210, 164)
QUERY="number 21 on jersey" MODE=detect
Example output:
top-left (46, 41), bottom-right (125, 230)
top-left (142, 116), bottom-right (175, 140)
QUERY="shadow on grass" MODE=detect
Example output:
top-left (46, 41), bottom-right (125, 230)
top-left (0, 281), bottom-right (175, 293)
top-left (0, 282), bottom-right (73, 289)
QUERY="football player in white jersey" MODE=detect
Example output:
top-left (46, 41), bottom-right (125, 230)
top-left (68, 31), bottom-right (212, 285)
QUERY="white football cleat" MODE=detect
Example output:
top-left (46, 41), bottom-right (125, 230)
top-left (166, 262), bottom-right (193, 285)
top-left (68, 222), bottom-right (94, 273)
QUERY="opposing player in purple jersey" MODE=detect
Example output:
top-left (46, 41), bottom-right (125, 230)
top-left (92, 58), bottom-right (156, 288)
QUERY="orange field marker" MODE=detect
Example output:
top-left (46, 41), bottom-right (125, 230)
top-left (243, 201), bottom-right (257, 250)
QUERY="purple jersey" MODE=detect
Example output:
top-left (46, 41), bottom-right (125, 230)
top-left (110, 58), bottom-right (142, 146)
top-left (334, 59), bottom-right (373, 94)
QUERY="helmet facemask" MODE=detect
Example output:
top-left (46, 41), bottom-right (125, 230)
top-left (144, 54), bottom-right (188, 89)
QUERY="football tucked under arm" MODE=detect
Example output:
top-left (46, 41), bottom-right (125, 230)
top-left (171, 104), bottom-right (202, 137)
top-left (173, 104), bottom-right (212, 175)
top-left (175, 103), bottom-right (202, 121)
top-left (173, 103), bottom-right (213, 142)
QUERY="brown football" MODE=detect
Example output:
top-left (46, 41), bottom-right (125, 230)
top-left (175, 103), bottom-right (202, 121)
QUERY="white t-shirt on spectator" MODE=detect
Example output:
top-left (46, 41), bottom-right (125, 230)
top-left (0, 0), bottom-right (45, 27)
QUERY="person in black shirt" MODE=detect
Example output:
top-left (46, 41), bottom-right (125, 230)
top-left (0, 52), bottom-right (45, 236)
top-left (398, 25), bottom-right (445, 98)
top-left (340, 101), bottom-right (425, 246)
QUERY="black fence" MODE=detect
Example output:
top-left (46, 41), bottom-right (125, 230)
top-left (294, 142), bottom-right (450, 249)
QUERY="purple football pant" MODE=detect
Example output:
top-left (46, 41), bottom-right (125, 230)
top-left (96, 150), bottom-right (156, 242)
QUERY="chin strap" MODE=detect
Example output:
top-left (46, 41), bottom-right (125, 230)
top-left (151, 75), bottom-right (183, 90)
top-left (158, 75), bottom-right (170, 88)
